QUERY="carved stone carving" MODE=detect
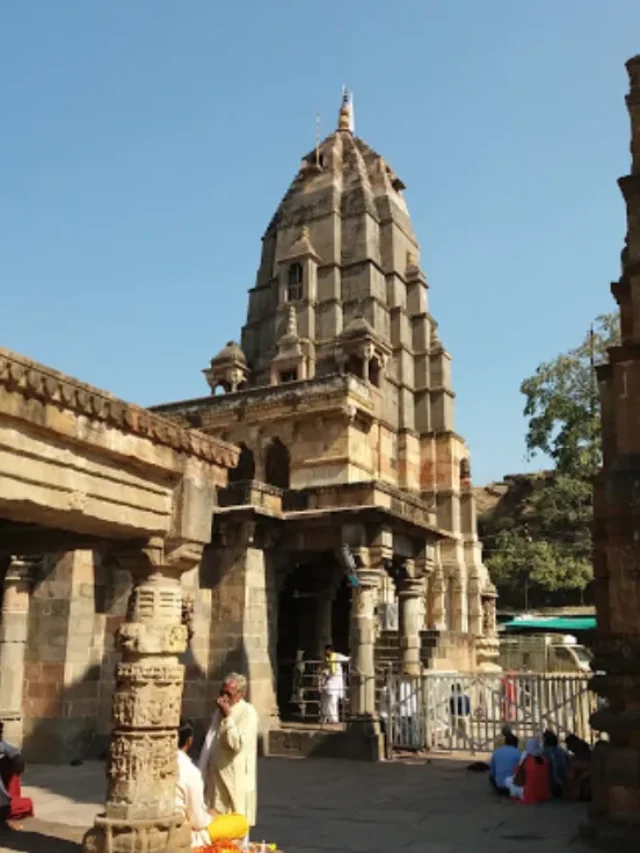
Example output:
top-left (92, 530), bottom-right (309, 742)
top-left (112, 663), bottom-right (184, 729)
top-left (84, 548), bottom-right (194, 852)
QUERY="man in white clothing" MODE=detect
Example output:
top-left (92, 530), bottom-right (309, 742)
top-left (320, 645), bottom-right (349, 724)
top-left (198, 673), bottom-right (259, 837)
top-left (176, 719), bottom-right (212, 850)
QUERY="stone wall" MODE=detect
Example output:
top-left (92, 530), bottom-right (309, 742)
top-left (23, 551), bottom-right (105, 763)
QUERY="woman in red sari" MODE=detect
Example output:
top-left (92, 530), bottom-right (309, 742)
top-left (0, 724), bottom-right (33, 828)
top-left (506, 738), bottom-right (551, 804)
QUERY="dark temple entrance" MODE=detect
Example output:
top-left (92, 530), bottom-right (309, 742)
top-left (275, 554), bottom-right (349, 722)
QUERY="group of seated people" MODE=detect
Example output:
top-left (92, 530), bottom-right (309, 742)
top-left (489, 726), bottom-right (591, 804)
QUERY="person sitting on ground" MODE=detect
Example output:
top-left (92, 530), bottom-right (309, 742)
top-left (506, 738), bottom-right (551, 804)
top-left (542, 730), bottom-right (568, 798)
top-left (489, 732), bottom-right (521, 796)
top-left (564, 733), bottom-right (592, 802)
top-left (494, 723), bottom-right (524, 751)
top-left (0, 722), bottom-right (33, 831)
top-left (176, 718), bottom-right (214, 849)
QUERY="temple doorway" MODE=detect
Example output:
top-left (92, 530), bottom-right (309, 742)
top-left (275, 554), bottom-right (350, 722)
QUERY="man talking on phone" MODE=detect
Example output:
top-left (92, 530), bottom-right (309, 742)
top-left (198, 673), bottom-right (259, 845)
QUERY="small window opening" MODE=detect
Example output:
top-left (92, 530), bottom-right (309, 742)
top-left (369, 358), bottom-right (381, 387)
top-left (279, 370), bottom-right (298, 384)
top-left (345, 355), bottom-right (364, 379)
top-left (286, 263), bottom-right (303, 302)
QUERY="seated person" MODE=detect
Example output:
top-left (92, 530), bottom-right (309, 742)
top-left (542, 730), bottom-right (568, 797)
top-left (493, 723), bottom-right (524, 751)
top-left (0, 722), bottom-right (34, 829)
top-left (564, 733), bottom-right (591, 802)
top-left (176, 719), bottom-right (248, 851)
top-left (489, 732), bottom-right (521, 795)
top-left (506, 738), bottom-right (551, 804)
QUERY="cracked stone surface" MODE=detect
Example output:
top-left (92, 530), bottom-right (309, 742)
top-left (0, 756), bottom-right (589, 853)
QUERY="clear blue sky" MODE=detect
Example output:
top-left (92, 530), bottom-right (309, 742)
top-left (2, 2), bottom-right (638, 484)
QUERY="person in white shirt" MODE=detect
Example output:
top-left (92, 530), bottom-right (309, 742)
top-left (176, 719), bottom-right (212, 850)
top-left (320, 645), bottom-right (349, 724)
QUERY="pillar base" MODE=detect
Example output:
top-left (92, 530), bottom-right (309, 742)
top-left (82, 813), bottom-right (190, 853)
top-left (346, 716), bottom-right (384, 761)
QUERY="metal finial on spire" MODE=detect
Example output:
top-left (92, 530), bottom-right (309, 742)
top-left (315, 111), bottom-right (321, 165)
top-left (338, 85), bottom-right (354, 133)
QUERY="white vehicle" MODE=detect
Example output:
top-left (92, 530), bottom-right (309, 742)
top-left (499, 633), bottom-right (593, 674)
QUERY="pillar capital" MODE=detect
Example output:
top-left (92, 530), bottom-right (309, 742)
top-left (4, 555), bottom-right (38, 588)
top-left (355, 568), bottom-right (382, 590)
top-left (398, 577), bottom-right (424, 600)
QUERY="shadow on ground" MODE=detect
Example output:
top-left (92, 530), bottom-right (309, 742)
top-left (0, 821), bottom-right (82, 853)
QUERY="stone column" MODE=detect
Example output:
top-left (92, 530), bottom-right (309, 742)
top-left (349, 568), bottom-right (380, 718)
top-left (467, 573), bottom-right (483, 637)
top-left (313, 593), bottom-right (333, 657)
top-left (430, 567), bottom-right (446, 630)
top-left (398, 577), bottom-right (424, 676)
top-left (0, 557), bottom-right (36, 747)
top-left (83, 541), bottom-right (200, 853)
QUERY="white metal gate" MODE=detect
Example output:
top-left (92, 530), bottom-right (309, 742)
top-left (384, 671), bottom-right (597, 754)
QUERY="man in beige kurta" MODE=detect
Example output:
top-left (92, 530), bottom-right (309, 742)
top-left (198, 673), bottom-right (259, 831)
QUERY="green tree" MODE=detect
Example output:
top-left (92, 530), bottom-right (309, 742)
top-left (485, 313), bottom-right (620, 605)
top-left (520, 313), bottom-right (619, 477)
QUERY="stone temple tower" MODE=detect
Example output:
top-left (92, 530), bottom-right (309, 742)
top-left (154, 92), bottom-right (498, 736)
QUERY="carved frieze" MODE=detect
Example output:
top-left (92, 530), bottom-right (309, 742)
top-left (0, 347), bottom-right (238, 469)
top-left (106, 731), bottom-right (177, 817)
top-left (116, 622), bottom-right (188, 656)
top-left (112, 680), bottom-right (183, 729)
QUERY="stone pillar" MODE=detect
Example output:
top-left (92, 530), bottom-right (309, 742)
top-left (313, 593), bottom-right (333, 657)
top-left (398, 577), bottom-right (424, 676)
top-left (349, 568), bottom-right (380, 718)
top-left (429, 567), bottom-right (446, 630)
top-left (83, 542), bottom-right (199, 853)
top-left (467, 573), bottom-right (483, 637)
top-left (0, 557), bottom-right (36, 747)
top-left (476, 590), bottom-right (500, 672)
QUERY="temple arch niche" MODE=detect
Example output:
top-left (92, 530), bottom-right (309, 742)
top-left (265, 438), bottom-right (290, 490)
top-left (229, 443), bottom-right (255, 483)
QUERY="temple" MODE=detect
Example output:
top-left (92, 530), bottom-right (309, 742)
top-left (588, 54), bottom-right (640, 851)
top-left (152, 91), bottom-right (498, 746)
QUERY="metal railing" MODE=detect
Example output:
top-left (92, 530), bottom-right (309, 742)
top-left (383, 671), bottom-right (598, 754)
top-left (286, 658), bottom-right (351, 727)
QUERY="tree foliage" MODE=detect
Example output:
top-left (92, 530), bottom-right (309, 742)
top-left (520, 313), bottom-right (619, 477)
top-left (484, 313), bottom-right (620, 605)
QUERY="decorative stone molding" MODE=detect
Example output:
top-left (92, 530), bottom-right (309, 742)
top-left (0, 347), bottom-right (238, 469)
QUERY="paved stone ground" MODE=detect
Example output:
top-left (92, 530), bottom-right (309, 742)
top-left (0, 756), bottom-right (591, 853)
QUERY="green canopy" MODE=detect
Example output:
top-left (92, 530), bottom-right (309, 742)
top-left (502, 617), bottom-right (597, 632)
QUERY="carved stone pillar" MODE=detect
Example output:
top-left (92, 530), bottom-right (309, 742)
top-left (430, 567), bottom-right (446, 630)
top-left (476, 590), bottom-right (500, 671)
top-left (349, 568), bottom-right (380, 718)
top-left (398, 577), bottom-right (424, 676)
top-left (0, 556), bottom-right (36, 747)
top-left (83, 541), bottom-right (200, 853)
top-left (467, 573), bottom-right (483, 637)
